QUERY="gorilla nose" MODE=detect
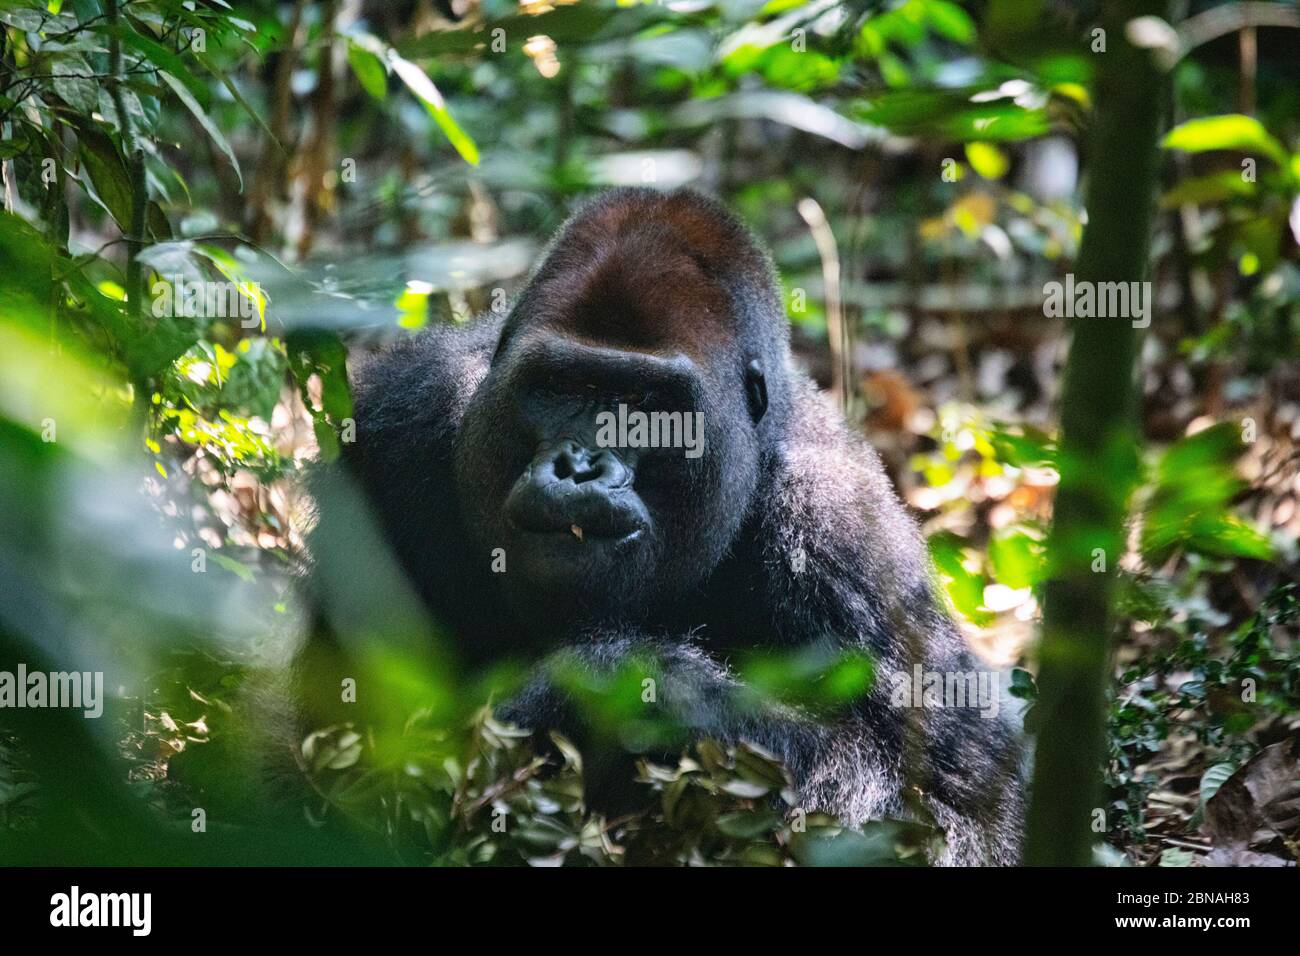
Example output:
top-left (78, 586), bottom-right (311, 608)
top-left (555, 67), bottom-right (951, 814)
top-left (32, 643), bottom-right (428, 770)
top-left (541, 439), bottom-right (629, 489)
top-left (506, 439), bottom-right (646, 539)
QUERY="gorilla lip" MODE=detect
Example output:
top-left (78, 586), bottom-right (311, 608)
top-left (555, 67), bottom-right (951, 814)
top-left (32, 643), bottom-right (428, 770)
top-left (512, 519), bottom-right (645, 545)
top-left (504, 482), bottom-right (649, 541)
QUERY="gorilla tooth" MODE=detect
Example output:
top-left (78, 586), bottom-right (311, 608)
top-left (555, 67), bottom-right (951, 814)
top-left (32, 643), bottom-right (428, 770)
top-left (570, 524), bottom-right (584, 541)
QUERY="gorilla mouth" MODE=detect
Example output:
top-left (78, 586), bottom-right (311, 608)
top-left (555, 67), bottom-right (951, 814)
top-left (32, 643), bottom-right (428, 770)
top-left (504, 485), bottom-right (649, 542)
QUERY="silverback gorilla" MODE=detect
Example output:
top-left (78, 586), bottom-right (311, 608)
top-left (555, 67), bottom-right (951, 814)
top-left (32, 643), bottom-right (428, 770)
top-left (304, 188), bottom-right (1024, 865)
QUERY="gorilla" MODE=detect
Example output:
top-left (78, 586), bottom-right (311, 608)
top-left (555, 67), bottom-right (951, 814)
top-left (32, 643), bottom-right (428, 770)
top-left (302, 188), bottom-right (1024, 865)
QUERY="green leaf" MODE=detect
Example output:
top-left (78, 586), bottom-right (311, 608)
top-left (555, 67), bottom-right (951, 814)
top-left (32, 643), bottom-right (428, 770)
top-left (210, 552), bottom-right (254, 582)
top-left (98, 86), bottom-right (149, 137)
top-left (989, 529), bottom-right (1044, 589)
top-left (0, 136), bottom-right (29, 160)
top-left (0, 8), bottom-right (46, 31)
top-left (159, 71), bottom-right (242, 190)
top-left (856, 90), bottom-right (1050, 142)
top-left (75, 124), bottom-right (133, 231)
top-left (387, 53), bottom-right (479, 165)
top-left (51, 54), bottom-right (98, 113)
top-left (395, 283), bottom-right (429, 329)
top-left (965, 141), bottom-right (1009, 179)
top-left (0, 212), bottom-right (58, 325)
top-left (96, 23), bottom-right (209, 106)
top-left (147, 201), bottom-right (172, 241)
top-left (923, 1), bottom-right (977, 44)
top-left (1140, 423), bottom-right (1274, 562)
top-left (194, 51), bottom-right (280, 153)
top-left (716, 809), bottom-right (780, 839)
top-left (348, 42), bottom-right (388, 101)
top-left (1159, 171), bottom-right (1256, 208)
top-left (222, 339), bottom-right (288, 421)
top-left (1161, 115), bottom-right (1288, 166)
top-left (739, 646), bottom-right (875, 713)
top-left (929, 532), bottom-right (992, 626)
top-left (1198, 762), bottom-right (1235, 810)
top-left (1185, 514), bottom-right (1273, 561)
top-left (287, 330), bottom-right (354, 463)
top-left (1236, 215), bottom-right (1283, 275)
top-left (988, 424), bottom-right (1056, 468)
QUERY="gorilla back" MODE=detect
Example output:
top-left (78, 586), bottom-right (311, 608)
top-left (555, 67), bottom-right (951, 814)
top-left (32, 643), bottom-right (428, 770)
top-left (305, 188), bottom-right (1024, 865)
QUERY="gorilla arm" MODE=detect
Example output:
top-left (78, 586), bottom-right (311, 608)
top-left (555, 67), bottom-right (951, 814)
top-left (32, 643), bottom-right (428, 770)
top-left (495, 629), bottom-right (831, 822)
top-left (750, 378), bottom-right (1025, 864)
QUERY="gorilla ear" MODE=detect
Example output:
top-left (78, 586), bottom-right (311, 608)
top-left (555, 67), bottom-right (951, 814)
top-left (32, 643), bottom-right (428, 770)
top-left (744, 360), bottom-right (768, 424)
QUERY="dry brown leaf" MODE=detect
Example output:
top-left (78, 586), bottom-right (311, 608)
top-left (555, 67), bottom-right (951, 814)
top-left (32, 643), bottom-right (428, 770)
top-left (1203, 735), bottom-right (1300, 866)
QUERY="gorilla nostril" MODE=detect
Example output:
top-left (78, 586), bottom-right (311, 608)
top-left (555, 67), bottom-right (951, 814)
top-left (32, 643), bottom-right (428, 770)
top-left (545, 445), bottom-right (623, 486)
top-left (568, 452), bottom-right (604, 484)
top-left (587, 451), bottom-right (629, 486)
top-left (545, 440), bottom-right (585, 482)
top-left (553, 452), bottom-right (575, 481)
top-left (544, 442), bottom-right (602, 484)
top-left (532, 439), bottom-right (631, 489)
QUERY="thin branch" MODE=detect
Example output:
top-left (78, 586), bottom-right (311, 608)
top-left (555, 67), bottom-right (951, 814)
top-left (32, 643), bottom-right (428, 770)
top-left (1179, 1), bottom-right (1300, 54)
top-left (798, 196), bottom-right (850, 415)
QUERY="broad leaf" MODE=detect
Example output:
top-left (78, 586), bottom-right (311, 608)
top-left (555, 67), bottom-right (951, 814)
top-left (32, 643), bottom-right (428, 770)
top-left (388, 53), bottom-right (479, 165)
top-left (1162, 115), bottom-right (1288, 166)
top-left (159, 70), bottom-right (243, 189)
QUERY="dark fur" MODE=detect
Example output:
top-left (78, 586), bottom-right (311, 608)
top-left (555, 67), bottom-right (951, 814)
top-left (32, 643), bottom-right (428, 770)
top-left (304, 188), bottom-right (1024, 864)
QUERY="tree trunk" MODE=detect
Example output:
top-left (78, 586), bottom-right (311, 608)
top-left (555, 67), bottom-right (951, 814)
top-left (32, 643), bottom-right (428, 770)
top-left (1025, 0), bottom-right (1170, 866)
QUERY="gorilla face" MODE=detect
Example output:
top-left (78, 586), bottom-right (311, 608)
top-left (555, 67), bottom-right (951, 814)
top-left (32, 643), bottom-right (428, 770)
top-left (453, 239), bottom-right (770, 628)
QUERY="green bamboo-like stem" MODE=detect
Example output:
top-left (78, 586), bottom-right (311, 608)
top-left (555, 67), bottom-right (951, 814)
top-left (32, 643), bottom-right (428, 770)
top-left (1024, 1), bottom-right (1170, 866)
top-left (106, 0), bottom-right (145, 315)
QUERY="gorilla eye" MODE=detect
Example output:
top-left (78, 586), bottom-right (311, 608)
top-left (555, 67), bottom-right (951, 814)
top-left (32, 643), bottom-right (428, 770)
top-left (744, 360), bottom-right (767, 424)
top-left (621, 392), bottom-right (645, 406)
